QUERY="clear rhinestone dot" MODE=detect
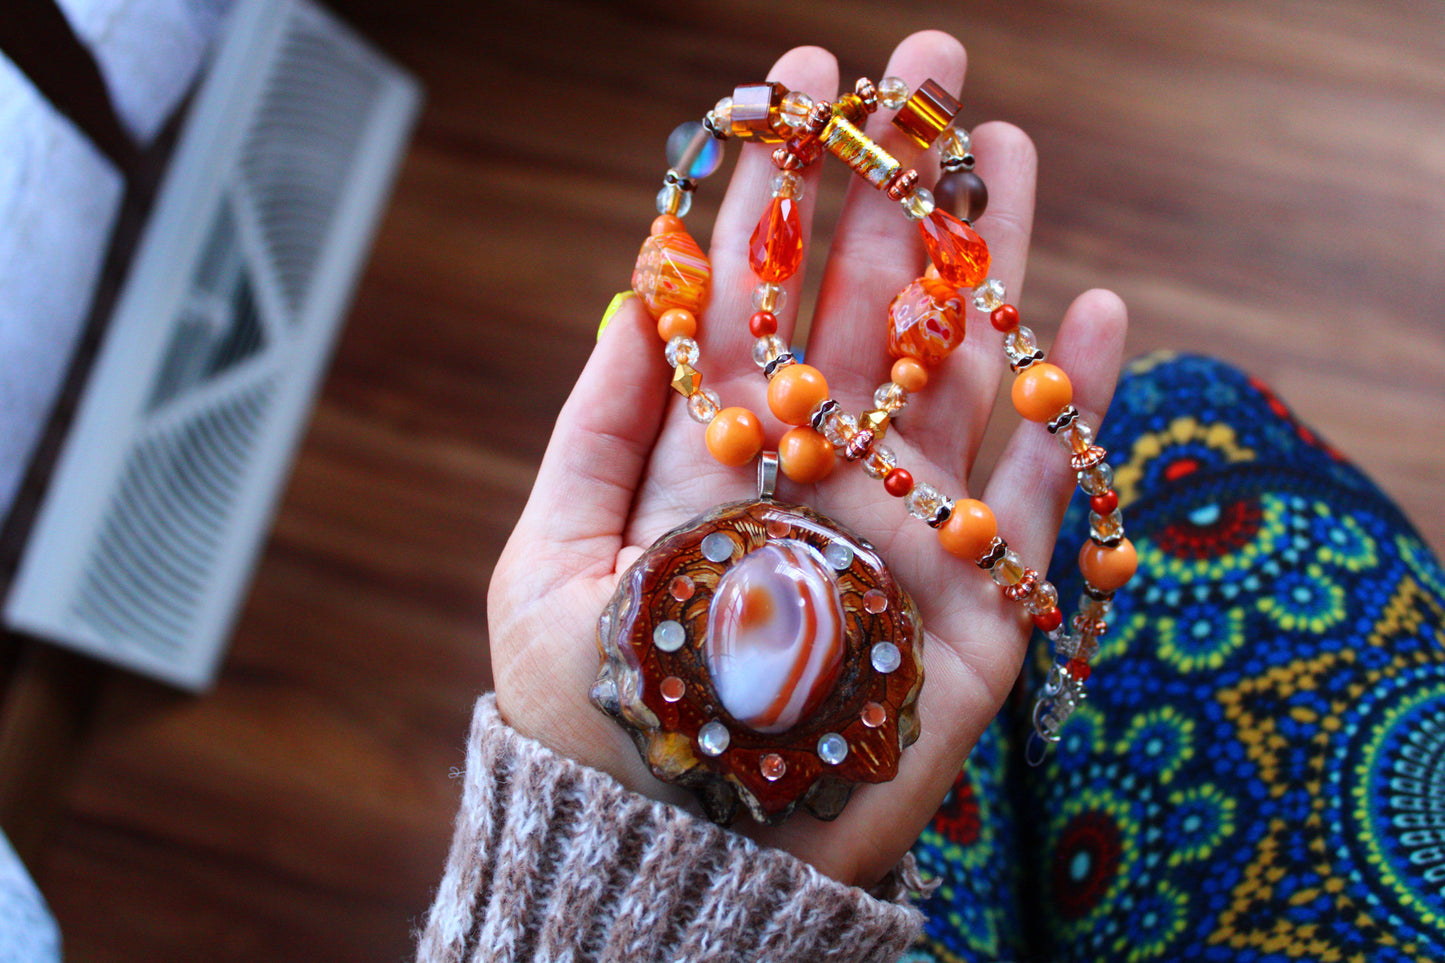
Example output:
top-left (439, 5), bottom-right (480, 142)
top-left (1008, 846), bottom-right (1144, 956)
top-left (863, 590), bottom-right (888, 613)
top-left (653, 619), bottom-right (685, 652)
top-left (698, 721), bottom-right (730, 756)
top-left (817, 733), bottom-right (849, 765)
top-left (701, 532), bottom-right (735, 563)
top-left (871, 641), bottom-right (902, 674)
top-left (824, 543), bottom-right (854, 571)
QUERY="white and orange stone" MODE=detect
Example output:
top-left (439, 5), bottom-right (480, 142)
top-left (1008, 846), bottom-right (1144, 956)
top-left (705, 540), bottom-right (845, 734)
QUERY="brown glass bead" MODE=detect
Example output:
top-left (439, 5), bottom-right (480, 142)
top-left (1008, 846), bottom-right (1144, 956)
top-left (933, 170), bottom-right (988, 223)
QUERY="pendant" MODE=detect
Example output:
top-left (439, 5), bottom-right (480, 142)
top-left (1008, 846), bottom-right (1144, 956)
top-left (592, 458), bottom-right (924, 824)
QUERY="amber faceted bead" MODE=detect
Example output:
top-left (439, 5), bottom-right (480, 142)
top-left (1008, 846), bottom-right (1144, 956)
top-left (1079, 537), bottom-right (1138, 593)
top-left (705, 407), bottom-right (765, 467)
top-left (918, 209), bottom-right (990, 290)
top-left (1011, 363), bottom-right (1074, 422)
top-left (749, 196), bottom-right (804, 283)
top-left (657, 308), bottom-right (697, 341)
top-left (767, 363), bottom-right (829, 426)
top-left (777, 426), bottom-right (835, 483)
top-left (933, 169), bottom-right (988, 223)
top-left (890, 357), bottom-right (929, 392)
top-left (938, 499), bottom-right (998, 561)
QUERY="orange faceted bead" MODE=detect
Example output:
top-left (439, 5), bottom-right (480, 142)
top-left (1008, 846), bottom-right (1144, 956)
top-left (1011, 363), bottom-right (1074, 422)
top-left (656, 308), bottom-right (697, 341)
top-left (918, 209), bottom-right (990, 289)
top-left (890, 357), bottom-right (929, 392)
top-left (1079, 537), bottom-right (1138, 592)
top-left (748, 196), bottom-right (804, 283)
top-left (938, 498), bottom-right (998, 561)
top-left (705, 407), bottom-right (765, 467)
top-left (778, 427), bottom-right (835, 483)
top-left (767, 363), bottom-right (829, 426)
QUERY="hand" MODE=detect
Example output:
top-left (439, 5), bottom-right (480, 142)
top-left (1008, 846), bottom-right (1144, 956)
top-left (487, 31), bottom-right (1127, 888)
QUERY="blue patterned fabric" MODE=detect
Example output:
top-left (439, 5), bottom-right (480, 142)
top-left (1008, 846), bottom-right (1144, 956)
top-left (908, 353), bottom-right (1445, 962)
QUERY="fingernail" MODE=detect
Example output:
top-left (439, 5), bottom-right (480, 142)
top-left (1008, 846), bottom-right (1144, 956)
top-left (598, 291), bottom-right (635, 341)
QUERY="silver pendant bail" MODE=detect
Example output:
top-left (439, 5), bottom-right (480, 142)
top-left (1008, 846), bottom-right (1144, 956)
top-left (757, 451), bottom-right (779, 501)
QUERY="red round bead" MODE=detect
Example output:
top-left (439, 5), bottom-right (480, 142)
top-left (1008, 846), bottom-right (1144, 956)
top-left (1032, 607), bottom-right (1063, 633)
top-left (883, 468), bottom-right (914, 497)
top-left (1065, 657), bottom-right (1092, 681)
top-left (1090, 490), bottom-right (1119, 515)
top-left (749, 311), bottom-right (778, 337)
top-left (990, 304), bottom-right (1020, 332)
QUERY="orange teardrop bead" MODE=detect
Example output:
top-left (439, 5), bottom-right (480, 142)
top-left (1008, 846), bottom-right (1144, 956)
top-left (918, 209), bottom-right (990, 289)
top-left (748, 196), bottom-right (804, 283)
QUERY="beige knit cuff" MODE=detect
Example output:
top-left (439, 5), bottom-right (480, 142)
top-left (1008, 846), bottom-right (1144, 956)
top-left (416, 693), bottom-right (923, 963)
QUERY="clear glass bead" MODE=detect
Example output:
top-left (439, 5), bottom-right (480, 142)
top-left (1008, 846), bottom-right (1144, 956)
top-left (989, 549), bottom-right (1026, 587)
top-left (905, 482), bottom-right (947, 521)
top-left (878, 75), bottom-right (910, 110)
top-left (901, 186), bottom-right (936, 220)
top-left (666, 121), bottom-right (723, 179)
top-left (770, 170), bottom-right (804, 200)
top-left (1025, 579), bottom-right (1059, 615)
top-left (1057, 418), bottom-right (1095, 453)
top-left (687, 387), bottom-right (721, 423)
top-left (712, 96), bottom-right (733, 126)
top-left (656, 183), bottom-right (691, 217)
top-left (1078, 593), bottom-right (1112, 622)
top-left (972, 278), bottom-right (1006, 311)
top-left (751, 334), bottom-right (788, 367)
top-left (779, 89), bottom-right (814, 130)
top-left (751, 281), bottom-right (786, 314)
top-left (821, 411), bottom-right (859, 447)
top-left (1004, 325), bottom-right (1039, 366)
top-left (873, 381), bottom-right (909, 413)
top-left (862, 444), bottom-right (896, 479)
top-left (1090, 510), bottom-right (1126, 543)
top-left (665, 335), bottom-right (699, 367)
top-left (1079, 462), bottom-right (1114, 495)
top-left (939, 124), bottom-right (972, 160)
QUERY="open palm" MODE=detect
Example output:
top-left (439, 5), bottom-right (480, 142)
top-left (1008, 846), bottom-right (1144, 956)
top-left (488, 31), bottom-right (1127, 889)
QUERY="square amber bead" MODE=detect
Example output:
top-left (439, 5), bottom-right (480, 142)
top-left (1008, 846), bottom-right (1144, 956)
top-left (730, 82), bottom-right (787, 143)
top-left (891, 79), bottom-right (961, 148)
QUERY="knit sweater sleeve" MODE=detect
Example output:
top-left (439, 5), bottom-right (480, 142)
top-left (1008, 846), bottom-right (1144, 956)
top-left (416, 693), bottom-right (924, 963)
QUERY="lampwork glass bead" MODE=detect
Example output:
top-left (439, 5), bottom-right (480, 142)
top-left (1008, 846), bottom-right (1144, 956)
top-left (874, 381), bottom-right (909, 413)
top-left (1090, 509), bottom-right (1126, 544)
top-left (779, 89), bottom-right (814, 130)
top-left (632, 226), bottom-right (710, 319)
top-left (666, 121), bottom-right (724, 179)
top-left (990, 549), bottom-right (1026, 587)
top-left (888, 277), bottom-right (965, 366)
top-left (972, 278), bottom-right (1007, 312)
top-left (1079, 462), bottom-right (1115, 495)
top-left (752, 281), bottom-right (787, 313)
top-left (1025, 579), bottom-right (1060, 615)
top-left (919, 209), bottom-right (990, 288)
top-left (862, 443), bottom-right (896, 479)
top-left (934, 169), bottom-right (988, 223)
top-left (665, 335), bottom-right (699, 367)
top-left (687, 387), bottom-right (721, 423)
top-left (905, 482), bottom-right (947, 522)
top-left (1004, 326), bottom-right (1038, 367)
top-left (656, 183), bottom-right (692, 217)
top-left (749, 196), bottom-right (804, 282)
top-left (752, 334), bottom-right (789, 367)
top-left (901, 187), bottom-right (936, 220)
top-left (877, 75), bottom-right (909, 110)
top-left (771, 170), bottom-right (804, 200)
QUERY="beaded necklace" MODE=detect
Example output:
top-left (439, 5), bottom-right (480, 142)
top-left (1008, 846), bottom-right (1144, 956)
top-left (592, 75), bottom-right (1137, 825)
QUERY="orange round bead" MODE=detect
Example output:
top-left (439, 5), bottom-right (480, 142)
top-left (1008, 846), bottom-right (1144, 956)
top-left (767, 363), bottom-right (830, 426)
top-left (705, 407), bottom-right (765, 467)
top-left (890, 357), bottom-right (929, 393)
top-left (1011, 363), bottom-right (1074, 422)
top-left (777, 427), bottom-right (835, 483)
top-left (656, 307), bottom-right (697, 341)
top-left (938, 498), bottom-right (998, 561)
top-left (1078, 537), bottom-right (1138, 593)
top-left (650, 213), bottom-right (685, 236)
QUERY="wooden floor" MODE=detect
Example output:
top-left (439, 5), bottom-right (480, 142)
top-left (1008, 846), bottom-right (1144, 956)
top-left (6, 1), bottom-right (1445, 959)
